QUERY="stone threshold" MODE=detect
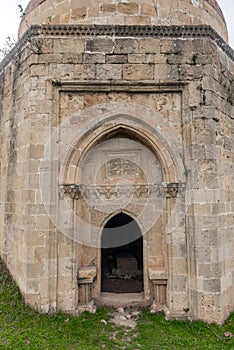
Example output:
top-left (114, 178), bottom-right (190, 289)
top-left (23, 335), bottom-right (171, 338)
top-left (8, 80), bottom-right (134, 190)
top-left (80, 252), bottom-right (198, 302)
top-left (97, 292), bottom-right (151, 308)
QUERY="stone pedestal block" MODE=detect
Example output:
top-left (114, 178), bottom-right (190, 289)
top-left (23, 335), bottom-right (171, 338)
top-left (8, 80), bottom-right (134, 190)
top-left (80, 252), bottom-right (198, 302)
top-left (77, 266), bottom-right (97, 314)
top-left (149, 268), bottom-right (168, 309)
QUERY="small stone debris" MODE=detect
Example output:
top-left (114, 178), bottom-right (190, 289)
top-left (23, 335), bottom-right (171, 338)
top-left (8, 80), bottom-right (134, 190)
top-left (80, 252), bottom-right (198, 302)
top-left (109, 308), bottom-right (139, 328)
top-left (118, 307), bottom-right (125, 314)
top-left (224, 331), bottom-right (233, 338)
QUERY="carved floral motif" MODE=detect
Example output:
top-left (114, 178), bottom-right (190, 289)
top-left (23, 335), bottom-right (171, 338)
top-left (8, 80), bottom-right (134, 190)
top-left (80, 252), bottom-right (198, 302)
top-left (62, 182), bottom-right (185, 200)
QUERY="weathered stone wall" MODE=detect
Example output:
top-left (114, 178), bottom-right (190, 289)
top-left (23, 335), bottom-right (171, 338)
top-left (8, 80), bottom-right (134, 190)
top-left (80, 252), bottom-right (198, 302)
top-left (0, 24), bottom-right (233, 323)
top-left (181, 42), bottom-right (234, 323)
top-left (19, 0), bottom-right (228, 43)
top-left (0, 58), bottom-right (31, 294)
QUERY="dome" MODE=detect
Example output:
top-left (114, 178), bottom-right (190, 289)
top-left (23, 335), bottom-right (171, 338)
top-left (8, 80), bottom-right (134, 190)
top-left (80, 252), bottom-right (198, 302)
top-left (19, 0), bottom-right (228, 43)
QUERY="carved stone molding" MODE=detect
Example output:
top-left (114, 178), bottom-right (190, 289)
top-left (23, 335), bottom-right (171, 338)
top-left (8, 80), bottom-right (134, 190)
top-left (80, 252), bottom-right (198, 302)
top-left (77, 266), bottom-right (97, 285)
top-left (162, 182), bottom-right (186, 198)
top-left (61, 182), bottom-right (186, 200)
top-left (63, 184), bottom-right (83, 200)
top-left (37, 24), bottom-right (225, 44)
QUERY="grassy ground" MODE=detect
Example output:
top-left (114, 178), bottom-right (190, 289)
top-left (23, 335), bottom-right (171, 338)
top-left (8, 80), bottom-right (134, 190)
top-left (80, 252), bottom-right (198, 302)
top-left (0, 258), bottom-right (233, 350)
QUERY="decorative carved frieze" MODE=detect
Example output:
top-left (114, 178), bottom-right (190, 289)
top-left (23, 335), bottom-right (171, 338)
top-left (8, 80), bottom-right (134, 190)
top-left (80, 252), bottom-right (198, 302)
top-left (61, 182), bottom-right (186, 200)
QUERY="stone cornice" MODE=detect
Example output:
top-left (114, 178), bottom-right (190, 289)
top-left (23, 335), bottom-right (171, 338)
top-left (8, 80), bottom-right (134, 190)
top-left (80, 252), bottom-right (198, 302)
top-left (54, 80), bottom-right (188, 92)
top-left (1, 24), bottom-right (234, 72)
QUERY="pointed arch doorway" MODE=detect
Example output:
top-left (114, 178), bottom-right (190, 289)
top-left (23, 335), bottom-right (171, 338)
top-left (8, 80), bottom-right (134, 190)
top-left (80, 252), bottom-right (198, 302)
top-left (101, 213), bottom-right (144, 293)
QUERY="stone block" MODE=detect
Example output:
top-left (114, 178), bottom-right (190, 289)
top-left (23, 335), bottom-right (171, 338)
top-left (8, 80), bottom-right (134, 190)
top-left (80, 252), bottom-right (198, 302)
top-left (78, 266), bottom-right (97, 284)
top-left (28, 174), bottom-right (40, 189)
top-left (201, 216), bottom-right (217, 230)
top-left (87, 5), bottom-right (101, 18)
top-left (27, 279), bottom-right (39, 294)
top-left (117, 3), bottom-right (139, 15)
top-left (101, 4), bottom-right (116, 13)
top-left (39, 53), bottom-right (63, 64)
top-left (22, 190), bottom-right (36, 204)
top-left (27, 263), bottom-right (44, 278)
top-left (106, 54), bottom-right (128, 64)
top-left (40, 38), bottom-right (54, 54)
top-left (141, 4), bottom-right (156, 16)
top-left (75, 64), bottom-right (96, 80)
top-left (114, 39), bottom-right (139, 54)
top-left (146, 54), bottom-right (166, 64)
top-left (139, 39), bottom-right (160, 54)
top-left (180, 65), bottom-right (203, 80)
top-left (49, 63), bottom-right (72, 78)
top-left (198, 263), bottom-right (223, 279)
top-left (35, 216), bottom-right (51, 230)
top-left (30, 64), bottom-right (48, 76)
top-left (83, 53), bottom-right (105, 63)
top-left (123, 64), bottom-right (154, 80)
top-left (154, 63), bottom-right (179, 81)
top-left (62, 53), bottom-right (83, 64)
top-left (173, 275), bottom-right (187, 291)
top-left (59, 13), bottom-right (70, 23)
top-left (86, 38), bottom-right (114, 53)
top-left (53, 2), bottom-right (70, 15)
top-left (34, 247), bottom-right (46, 263)
top-left (221, 274), bottom-right (233, 292)
top-left (96, 64), bottom-right (122, 80)
top-left (148, 268), bottom-right (168, 280)
top-left (203, 279), bottom-right (221, 293)
top-left (160, 39), bottom-right (179, 54)
top-left (125, 16), bottom-right (151, 25)
top-left (70, 7), bottom-right (87, 20)
top-left (70, 0), bottom-right (86, 10)
top-left (128, 54), bottom-right (146, 63)
top-left (54, 38), bottom-right (85, 53)
top-left (172, 258), bottom-right (187, 274)
top-left (197, 246), bottom-right (212, 263)
top-left (29, 145), bottom-right (44, 159)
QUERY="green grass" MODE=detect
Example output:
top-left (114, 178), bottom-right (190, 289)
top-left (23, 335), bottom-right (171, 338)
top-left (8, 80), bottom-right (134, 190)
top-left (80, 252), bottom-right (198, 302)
top-left (0, 258), bottom-right (233, 349)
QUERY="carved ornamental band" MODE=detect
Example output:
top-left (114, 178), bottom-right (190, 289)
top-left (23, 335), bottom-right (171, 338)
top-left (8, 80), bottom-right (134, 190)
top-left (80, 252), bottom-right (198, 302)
top-left (61, 182), bottom-right (185, 200)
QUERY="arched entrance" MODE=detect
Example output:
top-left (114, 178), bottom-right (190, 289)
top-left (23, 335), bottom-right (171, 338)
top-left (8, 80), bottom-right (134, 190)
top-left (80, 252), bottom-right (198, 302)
top-left (101, 213), bottom-right (143, 293)
top-left (59, 109), bottom-right (186, 313)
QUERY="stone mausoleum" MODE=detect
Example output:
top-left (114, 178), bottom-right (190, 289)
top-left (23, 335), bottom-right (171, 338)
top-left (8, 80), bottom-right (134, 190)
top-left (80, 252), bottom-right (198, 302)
top-left (0, 0), bottom-right (234, 324)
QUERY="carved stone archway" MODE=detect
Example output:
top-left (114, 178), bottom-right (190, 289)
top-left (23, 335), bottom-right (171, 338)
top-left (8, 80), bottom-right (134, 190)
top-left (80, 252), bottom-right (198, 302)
top-left (60, 111), bottom-right (186, 311)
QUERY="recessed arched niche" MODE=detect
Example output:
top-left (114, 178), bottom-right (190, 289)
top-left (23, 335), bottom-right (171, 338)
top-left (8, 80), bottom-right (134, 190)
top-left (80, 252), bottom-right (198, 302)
top-left (72, 127), bottom-right (172, 309)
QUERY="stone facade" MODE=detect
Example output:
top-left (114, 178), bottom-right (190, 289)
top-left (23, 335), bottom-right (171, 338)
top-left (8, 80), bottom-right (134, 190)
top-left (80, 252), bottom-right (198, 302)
top-left (0, 0), bottom-right (234, 324)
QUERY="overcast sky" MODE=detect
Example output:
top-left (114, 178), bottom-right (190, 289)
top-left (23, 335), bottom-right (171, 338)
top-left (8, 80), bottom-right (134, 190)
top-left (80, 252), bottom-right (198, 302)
top-left (0, 0), bottom-right (233, 48)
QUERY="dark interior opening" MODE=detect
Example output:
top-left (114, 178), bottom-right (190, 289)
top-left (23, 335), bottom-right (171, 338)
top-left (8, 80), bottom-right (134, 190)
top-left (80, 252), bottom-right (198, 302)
top-left (101, 213), bottom-right (143, 293)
